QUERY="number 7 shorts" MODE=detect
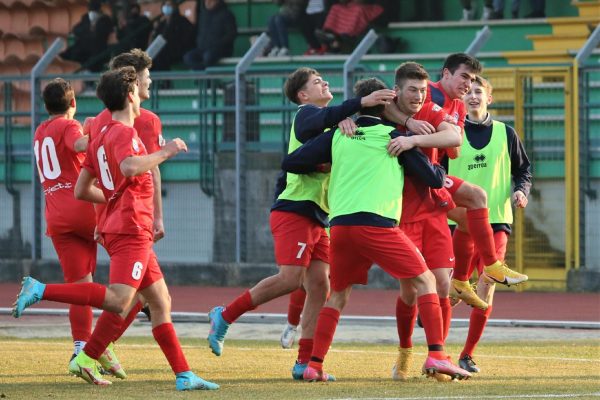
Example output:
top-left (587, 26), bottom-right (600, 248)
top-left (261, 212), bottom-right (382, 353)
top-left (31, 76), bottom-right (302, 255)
top-left (103, 232), bottom-right (164, 290)
top-left (270, 210), bottom-right (329, 267)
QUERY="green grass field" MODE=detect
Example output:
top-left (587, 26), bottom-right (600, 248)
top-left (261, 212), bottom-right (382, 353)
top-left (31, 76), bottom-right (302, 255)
top-left (1, 337), bottom-right (599, 400)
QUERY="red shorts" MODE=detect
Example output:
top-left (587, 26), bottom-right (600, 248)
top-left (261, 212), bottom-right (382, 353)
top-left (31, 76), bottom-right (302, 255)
top-left (401, 213), bottom-right (454, 270)
top-left (50, 232), bottom-right (97, 282)
top-left (270, 210), bottom-right (329, 267)
top-left (329, 225), bottom-right (427, 291)
top-left (444, 175), bottom-right (465, 196)
top-left (103, 233), bottom-right (163, 290)
top-left (471, 231), bottom-right (509, 276)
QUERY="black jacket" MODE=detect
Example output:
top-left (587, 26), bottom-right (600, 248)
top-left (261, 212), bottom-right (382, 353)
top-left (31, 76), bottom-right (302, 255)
top-left (195, 2), bottom-right (237, 56)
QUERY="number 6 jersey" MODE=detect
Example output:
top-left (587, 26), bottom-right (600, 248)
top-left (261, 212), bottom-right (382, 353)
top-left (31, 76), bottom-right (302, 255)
top-left (33, 117), bottom-right (96, 237)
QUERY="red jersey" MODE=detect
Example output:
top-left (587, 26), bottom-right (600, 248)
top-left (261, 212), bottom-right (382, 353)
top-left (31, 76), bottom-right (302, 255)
top-left (90, 108), bottom-right (162, 154)
top-left (83, 120), bottom-right (154, 236)
top-left (426, 81), bottom-right (466, 130)
top-left (397, 102), bottom-right (453, 223)
top-left (33, 117), bottom-right (96, 236)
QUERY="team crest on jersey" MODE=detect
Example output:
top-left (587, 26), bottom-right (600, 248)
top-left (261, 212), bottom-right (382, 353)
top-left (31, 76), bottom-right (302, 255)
top-left (432, 104), bottom-right (442, 112)
top-left (132, 138), bottom-right (139, 152)
top-left (468, 153), bottom-right (487, 170)
top-left (158, 134), bottom-right (166, 147)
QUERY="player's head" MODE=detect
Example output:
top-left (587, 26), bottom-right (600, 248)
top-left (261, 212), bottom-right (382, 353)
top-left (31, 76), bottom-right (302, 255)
top-left (97, 66), bottom-right (140, 117)
top-left (394, 62), bottom-right (429, 116)
top-left (440, 53), bottom-right (482, 100)
top-left (284, 67), bottom-right (332, 106)
top-left (109, 49), bottom-right (152, 101)
top-left (354, 77), bottom-right (387, 117)
top-left (464, 75), bottom-right (493, 117)
top-left (42, 78), bottom-right (76, 118)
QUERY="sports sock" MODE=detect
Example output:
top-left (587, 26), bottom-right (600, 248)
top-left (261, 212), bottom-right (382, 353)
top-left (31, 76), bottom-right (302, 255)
top-left (297, 338), bottom-right (313, 364)
top-left (461, 305), bottom-right (493, 359)
top-left (112, 301), bottom-right (143, 343)
top-left (73, 340), bottom-right (86, 355)
top-left (221, 290), bottom-right (255, 324)
top-left (43, 283), bottom-right (106, 309)
top-left (417, 294), bottom-right (444, 351)
top-left (152, 323), bottom-right (190, 374)
top-left (395, 297), bottom-right (416, 348)
top-left (309, 307), bottom-right (340, 366)
top-left (452, 229), bottom-right (475, 281)
top-left (439, 297), bottom-right (452, 341)
top-left (83, 311), bottom-right (124, 360)
top-left (466, 209), bottom-right (497, 266)
top-left (287, 288), bottom-right (306, 326)
top-left (69, 304), bottom-right (92, 342)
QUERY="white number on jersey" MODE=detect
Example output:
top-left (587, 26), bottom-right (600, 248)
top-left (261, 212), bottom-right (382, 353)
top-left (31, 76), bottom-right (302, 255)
top-left (97, 145), bottom-right (115, 190)
top-left (33, 137), bottom-right (62, 183)
top-left (296, 242), bottom-right (307, 259)
top-left (131, 261), bottom-right (143, 280)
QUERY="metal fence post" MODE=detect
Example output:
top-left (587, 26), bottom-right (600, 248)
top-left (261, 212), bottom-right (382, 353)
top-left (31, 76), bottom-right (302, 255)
top-left (30, 38), bottom-right (65, 260)
top-left (234, 33), bottom-right (269, 263)
top-left (465, 25), bottom-right (492, 56)
top-left (343, 29), bottom-right (378, 100)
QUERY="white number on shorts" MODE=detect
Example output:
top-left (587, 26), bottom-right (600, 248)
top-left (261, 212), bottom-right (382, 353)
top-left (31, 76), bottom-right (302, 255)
top-left (296, 242), bottom-right (307, 259)
top-left (131, 261), bottom-right (143, 280)
top-left (33, 137), bottom-right (62, 182)
top-left (97, 145), bottom-right (115, 190)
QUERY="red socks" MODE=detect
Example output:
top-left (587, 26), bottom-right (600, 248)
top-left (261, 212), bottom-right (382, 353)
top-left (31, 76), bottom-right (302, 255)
top-left (287, 288), bottom-right (306, 326)
top-left (452, 229), bottom-right (475, 281)
top-left (297, 338), bottom-right (313, 364)
top-left (395, 297), bottom-right (416, 348)
top-left (69, 305), bottom-right (92, 342)
top-left (112, 301), bottom-right (143, 343)
top-left (83, 311), bottom-right (124, 359)
top-left (43, 282), bottom-right (106, 309)
top-left (222, 290), bottom-right (255, 324)
top-left (461, 305), bottom-right (493, 359)
top-left (417, 294), bottom-right (444, 348)
top-left (466, 208), bottom-right (497, 266)
top-left (439, 297), bottom-right (452, 341)
top-left (152, 323), bottom-right (190, 374)
top-left (308, 307), bottom-right (340, 370)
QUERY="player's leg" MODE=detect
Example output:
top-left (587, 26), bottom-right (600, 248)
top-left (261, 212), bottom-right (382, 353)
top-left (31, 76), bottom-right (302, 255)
top-left (281, 287), bottom-right (306, 349)
top-left (393, 279), bottom-right (417, 381)
top-left (447, 176), bottom-right (527, 285)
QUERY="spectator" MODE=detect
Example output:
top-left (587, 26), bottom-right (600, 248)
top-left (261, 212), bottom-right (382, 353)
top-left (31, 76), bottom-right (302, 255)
top-left (491, 0), bottom-right (545, 19)
top-left (315, 0), bottom-right (383, 53)
top-left (60, 0), bottom-right (114, 72)
top-left (150, 0), bottom-right (195, 71)
top-left (302, 0), bottom-right (329, 55)
top-left (183, 0), bottom-right (237, 70)
top-left (266, 0), bottom-right (307, 57)
top-left (116, 4), bottom-right (152, 52)
top-left (460, 0), bottom-right (494, 20)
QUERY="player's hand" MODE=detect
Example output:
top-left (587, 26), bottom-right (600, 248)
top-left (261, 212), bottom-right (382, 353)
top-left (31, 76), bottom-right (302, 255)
top-left (387, 136), bottom-right (415, 156)
top-left (338, 117), bottom-right (356, 137)
top-left (163, 138), bottom-right (188, 157)
top-left (93, 226), bottom-right (104, 246)
top-left (406, 118), bottom-right (435, 135)
top-left (83, 117), bottom-right (94, 135)
top-left (513, 190), bottom-right (528, 208)
top-left (153, 218), bottom-right (165, 242)
top-left (361, 89), bottom-right (396, 107)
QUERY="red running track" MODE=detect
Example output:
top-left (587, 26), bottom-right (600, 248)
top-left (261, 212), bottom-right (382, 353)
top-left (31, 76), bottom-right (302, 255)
top-left (1, 284), bottom-right (598, 321)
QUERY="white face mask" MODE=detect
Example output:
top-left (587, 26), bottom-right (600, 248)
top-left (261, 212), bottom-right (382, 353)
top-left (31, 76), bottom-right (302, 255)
top-left (88, 11), bottom-right (100, 23)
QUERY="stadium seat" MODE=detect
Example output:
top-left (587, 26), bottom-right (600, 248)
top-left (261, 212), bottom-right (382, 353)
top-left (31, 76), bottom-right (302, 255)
top-left (9, 4), bottom-right (30, 37)
top-left (3, 37), bottom-right (26, 63)
top-left (28, 5), bottom-right (50, 36)
top-left (48, 7), bottom-right (71, 36)
top-left (0, 8), bottom-right (10, 37)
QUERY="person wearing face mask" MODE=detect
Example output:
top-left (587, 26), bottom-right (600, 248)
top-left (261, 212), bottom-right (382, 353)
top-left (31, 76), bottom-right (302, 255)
top-left (150, 0), bottom-right (194, 71)
top-left (116, 4), bottom-right (152, 52)
top-left (60, 0), bottom-right (114, 72)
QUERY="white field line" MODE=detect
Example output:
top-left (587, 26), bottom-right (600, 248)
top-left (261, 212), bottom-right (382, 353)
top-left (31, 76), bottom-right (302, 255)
top-left (2, 340), bottom-right (599, 364)
top-left (328, 393), bottom-right (600, 400)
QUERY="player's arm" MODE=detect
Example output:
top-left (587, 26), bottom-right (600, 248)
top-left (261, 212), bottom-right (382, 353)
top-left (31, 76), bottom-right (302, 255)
top-left (74, 169), bottom-right (106, 203)
top-left (383, 101), bottom-right (435, 135)
top-left (387, 121), bottom-right (462, 156)
top-left (396, 147), bottom-right (446, 188)
top-left (151, 166), bottom-right (165, 241)
top-left (507, 125), bottom-right (532, 208)
top-left (120, 138), bottom-right (187, 177)
top-left (281, 131), bottom-right (333, 174)
top-left (445, 108), bottom-right (466, 159)
top-left (73, 135), bottom-right (89, 152)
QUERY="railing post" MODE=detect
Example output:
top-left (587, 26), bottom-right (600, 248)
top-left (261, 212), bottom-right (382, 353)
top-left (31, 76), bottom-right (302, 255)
top-left (30, 38), bottom-right (65, 260)
top-left (146, 34), bottom-right (167, 59)
top-left (465, 25), bottom-right (492, 56)
top-left (575, 24), bottom-right (600, 67)
top-left (234, 32), bottom-right (269, 263)
top-left (343, 29), bottom-right (378, 100)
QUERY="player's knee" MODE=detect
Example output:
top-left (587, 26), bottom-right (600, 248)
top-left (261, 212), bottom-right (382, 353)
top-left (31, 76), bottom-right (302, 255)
top-left (463, 184), bottom-right (487, 208)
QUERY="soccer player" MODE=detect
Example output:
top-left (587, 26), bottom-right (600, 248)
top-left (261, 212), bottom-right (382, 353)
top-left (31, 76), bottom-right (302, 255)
top-left (33, 78), bottom-right (96, 364)
top-left (280, 77), bottom-right (471, 382)
top-left (385, 53), bottom-right (528, 307)
top-left (206, 67), bottom-right (395, 380)
top-left (280, 287), bottom-right (305, 348)
top-left (448, 76), bottom-right (531, 373)
top-left (13, 67), bottom-right (218, 391)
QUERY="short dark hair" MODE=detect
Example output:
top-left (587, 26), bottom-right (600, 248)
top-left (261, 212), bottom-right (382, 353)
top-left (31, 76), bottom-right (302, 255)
top-left (109, 48), bottom-right (152, 73)
top-left (96, 66), bottom-right (138, 112)
top-left (42, 78), bottom-right (74, 115)
top-left (284, 67), bottom-right (318, 104)
top-left (354, 77), bottom-right (387, 117)
top-left (394, 62), bottom-right (429, 89)
top-left (442, 53), bottom-right (482, 75)
top-left (474, 75), bottom-right (493, 94)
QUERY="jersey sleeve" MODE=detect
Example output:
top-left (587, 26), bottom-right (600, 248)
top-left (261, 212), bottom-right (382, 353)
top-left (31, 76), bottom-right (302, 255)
top-left (63, 120), bottom-right (85, 152)
top-left (111, 127), bottom-right (139, 165)
top-left (420, 102), bottom-right (447, 129)
top-left (82, 144), bottom-right (96, 176)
